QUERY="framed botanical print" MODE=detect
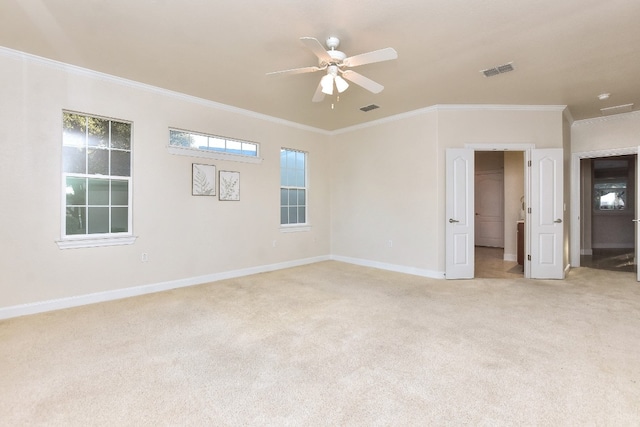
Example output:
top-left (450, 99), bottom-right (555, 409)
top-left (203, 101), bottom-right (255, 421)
top-left (219, 170), bottom-right (240, 201)
top-left (192, 163), bottom-right (216, 196)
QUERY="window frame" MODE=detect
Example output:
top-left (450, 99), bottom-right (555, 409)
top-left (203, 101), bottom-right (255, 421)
top-left (167, 128), bottom-right (262, 164)
top-left (280, 148), bottom-right (310, 231)
top-left (56, 111), bottom-right (136, 249)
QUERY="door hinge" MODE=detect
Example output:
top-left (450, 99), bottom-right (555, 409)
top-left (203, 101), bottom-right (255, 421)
top-left (527, 254), bottom-right (531, 261)
top-left (527, 207), bottom-right (531, 214)
top-left (528, 160), bottom-right (532, 167)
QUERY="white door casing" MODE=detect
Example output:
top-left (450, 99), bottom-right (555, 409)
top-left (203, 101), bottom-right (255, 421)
top-left (529, 148), bottom-right (564, 279)
top-left (446, 149), bottom-right (474, 279)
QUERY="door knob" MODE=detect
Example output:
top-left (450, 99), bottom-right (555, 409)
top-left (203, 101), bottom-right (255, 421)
top-left (449, 218), bottom-right (459, 223)
top-left (633, 219), bottom-right (640, 223)
top-left (554, 218), bottom-right (562, 223)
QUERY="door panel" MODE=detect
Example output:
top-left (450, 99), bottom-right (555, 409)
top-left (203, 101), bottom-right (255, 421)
top-left (530, 149), bottom-right (564, 279)
top-left (475, 170), bottom-right (504, 247)
top-left (446, 149), bottom-right (474, 279)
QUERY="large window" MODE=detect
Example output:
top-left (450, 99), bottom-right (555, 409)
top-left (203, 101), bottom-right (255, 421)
top-left (280, 148), bottom-right (307, 226)
top-left (62, 111), bottom-right (132, 239)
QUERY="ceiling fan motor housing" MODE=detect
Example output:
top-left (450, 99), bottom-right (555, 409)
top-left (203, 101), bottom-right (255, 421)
top-left (322, 49), bottom-right (346, 66)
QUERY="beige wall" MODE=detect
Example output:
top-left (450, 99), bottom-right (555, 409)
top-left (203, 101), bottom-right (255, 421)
top-left (1, 48), bottom-right (572, 314)
top-left (0, 51), bottom-right (331, 309)
top-left (572, 112), bottom-right (640, 153)
top-left (331, 107), bottom-right (564, 276)
top-left (330, 112), bottom-right (440, 275)
top-left (504, 151), bottom-right (525, 260)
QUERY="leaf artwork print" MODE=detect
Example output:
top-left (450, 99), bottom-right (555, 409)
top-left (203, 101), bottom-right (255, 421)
top-left (193, 164), bottom-right (215, 196)
top-left (219, 171), bottom-right (240, 201)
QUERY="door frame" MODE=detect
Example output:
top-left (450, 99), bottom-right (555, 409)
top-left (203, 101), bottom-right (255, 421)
top-left (569, 147), bottom-right (638, 267)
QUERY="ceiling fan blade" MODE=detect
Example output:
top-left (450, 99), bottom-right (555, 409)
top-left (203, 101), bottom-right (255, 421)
top-left (341, 70), bottom-right (384, 93)
top-left (312, 81), bottom-right (325, 102)
top-left (300, 37), bottom-right (333, 64)
top-left (266, 65), bottom-right (323, 76)
top-left (343, 47), bottom-right (398, 67)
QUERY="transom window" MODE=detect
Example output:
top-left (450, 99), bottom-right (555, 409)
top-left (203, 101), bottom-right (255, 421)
top-left (169, 128), bottom-right (258, 157)
top-left (62, 111), bottom-right (132, 238)
top-left (280, 148), bottom-right (307, 225)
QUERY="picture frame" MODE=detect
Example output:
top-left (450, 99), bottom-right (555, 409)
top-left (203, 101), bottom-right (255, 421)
top-left (219, 170), bottom-right (240, 201)
top-left (192, 163), bottom-right (216, 196)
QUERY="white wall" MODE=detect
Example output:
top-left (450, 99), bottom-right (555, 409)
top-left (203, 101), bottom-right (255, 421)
top-left (0, 50), bottom-right (331, 311)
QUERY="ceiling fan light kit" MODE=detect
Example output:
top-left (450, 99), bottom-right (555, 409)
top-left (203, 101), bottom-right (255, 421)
top-left (267, 36), bottom-right (398, 103)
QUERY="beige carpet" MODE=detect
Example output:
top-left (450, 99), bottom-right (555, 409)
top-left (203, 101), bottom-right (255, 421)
top-left (1, 261), bottom-right (639, 425)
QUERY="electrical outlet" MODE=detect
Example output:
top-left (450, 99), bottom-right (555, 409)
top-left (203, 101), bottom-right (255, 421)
top-left (141, 253), bottom-right (149, 262)
top-left (272, 240), bottom-right (277, 247)
top-left (388, 240), bottom-right (393, 248)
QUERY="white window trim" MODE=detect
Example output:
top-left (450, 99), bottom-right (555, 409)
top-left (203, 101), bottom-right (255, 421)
top-left (60, 111), bottom-right (134, 247)
top-left (56, 235), bottom-right (137, 249)
top-left (167, 145), bottom-right (262, 164)
top-left (280, 148), bottom-right (309, 227)
top-left (280, 225), bottom-right (312, 233)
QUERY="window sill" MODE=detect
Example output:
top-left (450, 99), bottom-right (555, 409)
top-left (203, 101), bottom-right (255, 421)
top-left (167, 146), bottom-right (263, 164)
top-left (280, 225), bottom-right (312, 233)
top-left (56, 235), bottom-right (137, 249)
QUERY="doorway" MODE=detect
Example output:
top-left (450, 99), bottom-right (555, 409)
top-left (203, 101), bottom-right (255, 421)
top-left (579, 154), bottom-right (636, 273)
top-left (446, 146), bottom-right (564, 280)
top-left (474, 151), bottom-right (525, 278)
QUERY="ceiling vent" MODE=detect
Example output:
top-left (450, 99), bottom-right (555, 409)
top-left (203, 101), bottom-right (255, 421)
top-left (360, 104), bottom-right (380, 112)
top-left (600, 103), bottom-right (634, 116)
top-left (481, 62), bottom-right (515, 77)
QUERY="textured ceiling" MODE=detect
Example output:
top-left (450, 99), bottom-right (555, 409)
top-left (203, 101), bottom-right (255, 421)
top-left (1, 0), bottom-right (639, 130)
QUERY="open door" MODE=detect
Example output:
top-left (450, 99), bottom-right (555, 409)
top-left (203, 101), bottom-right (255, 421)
top-left (636, 152), bottom-right (640, 281)
top-left (446, 149), bottom-right (474, 279)
top-left (529, 149), bottom-right (564, 279)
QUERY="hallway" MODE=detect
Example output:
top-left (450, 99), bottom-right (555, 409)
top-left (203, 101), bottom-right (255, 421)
top-left (475, 246), bottom-right (523, 279)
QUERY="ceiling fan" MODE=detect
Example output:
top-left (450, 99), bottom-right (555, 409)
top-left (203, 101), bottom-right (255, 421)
top-left (267, 36), bottom-right (398, 102)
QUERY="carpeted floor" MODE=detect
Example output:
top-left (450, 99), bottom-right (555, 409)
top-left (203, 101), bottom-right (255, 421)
top-left (1, 261), bottom-right (639, 425)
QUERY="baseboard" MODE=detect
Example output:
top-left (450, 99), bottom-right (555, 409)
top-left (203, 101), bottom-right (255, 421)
top-left (503, 253), bottom-right (517, 262)
top-left (581, 249), bottom-right (593, 256)
top-left (0, 255), bottom-right (330, 320)
top-left (331, 255), bottom-right (445, 279)
top-left (591, 243), bottom-right (634, 249)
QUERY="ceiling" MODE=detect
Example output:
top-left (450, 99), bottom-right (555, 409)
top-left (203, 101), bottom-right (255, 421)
top-left (1, 0), bottom-right (639, 131)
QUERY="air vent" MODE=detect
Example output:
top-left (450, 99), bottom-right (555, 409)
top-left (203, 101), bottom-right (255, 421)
top-left (360, 104), bottom-right (379, 112)
top-left (600, 103), bottom-right (634, 116)
top-left (481, 62), bottom-right (515, 77)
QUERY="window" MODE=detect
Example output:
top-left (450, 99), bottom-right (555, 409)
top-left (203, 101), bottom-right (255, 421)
top-left (169, 128), bottom-right (259, 159)
top-left (280, 148), bottom-right (307, 226)
top-left (61, 111), bottom-right (132, 244)
top-left (592, 158), bottom-right (631, 211)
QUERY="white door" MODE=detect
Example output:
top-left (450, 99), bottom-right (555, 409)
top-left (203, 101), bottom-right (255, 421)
top-left (636, 152), bottom-right (640, 281)
top-left (530, 149), bottom-right (564, 279)
top-left (446, 149), bottom-right (474, 279)
top-left (475, 170), bottom-right (504, 247)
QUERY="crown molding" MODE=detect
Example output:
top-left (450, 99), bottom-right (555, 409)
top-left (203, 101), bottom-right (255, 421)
top-left (1, 45), bottom-right (571, 137)
top-left (332, 104), bottom-right (568, 135)
top-left (0, 46), bottom-right (332, 136)
top-left (572, 109), bottom-right (640, 127)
